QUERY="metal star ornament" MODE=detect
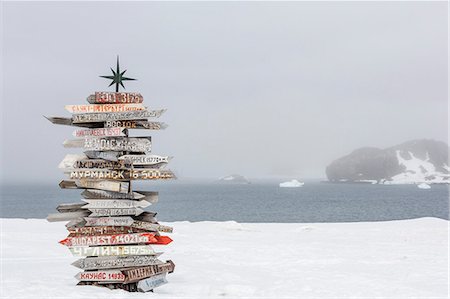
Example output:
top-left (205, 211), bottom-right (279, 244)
top-left (100, 56), bottom-right (136, 92)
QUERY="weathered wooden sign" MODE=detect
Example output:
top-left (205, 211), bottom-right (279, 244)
top-left (88, 207), bottom-right (144, 217)
top-left (69, 169), bottom-right (175, 180)
top-left (56, 202), bottom-right (87, 212)
top-left (68, 225), bottom-right (145, 236)
top-left (87, 92), bottom-right (144, 104)
top-left (75, 270), bottom-right (125, 282)
top-left (60, 233), bottom-right (157, 247)
top-left (81, 189), bottom-right (158, 203)
top-left (84, 216), bottom-right (134, 227)
top-left (72, 159), bottom-right (131, 169)
top-left (72, 255), bottom-right (163, 270)
top-left (82, 200), bottom-right (151, 209)
top-left (69, 245), bottom-right (157, 257)
top-left (72, 127), bottom-right (127, 138)
top-left (64, 137), bottom-right (152, 152)
top-left (66, 103), bottom-right (145, 114)
top-left (137, 273), bottom-right (168, 292)
top-left (104, 120), bottom-right (168, 130)
top-left (84, 151), bottom-right (123, 161)
top-left (131, 221), bottom-right (173, 233)
top-left (72, 110), bottom-right (165, 123)
top-left (45, 116), bottom-right (102, 128)
top-left (59, 180), bottom-right (130, 193)
top-left (123, 261), bottom-right (175, 283)
top-left (47, 211), bottom-right (90, 222)
top-left (119, 155), bottom-right (171, 165)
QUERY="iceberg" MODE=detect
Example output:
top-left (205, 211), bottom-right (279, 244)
top-left (417, 183), bottom-right (431, 189)
top-left (279, 179), bottom-right (304, 188)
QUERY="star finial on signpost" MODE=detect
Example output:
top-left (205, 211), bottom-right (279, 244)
top-left (100, 56), bottom-right (136, 92)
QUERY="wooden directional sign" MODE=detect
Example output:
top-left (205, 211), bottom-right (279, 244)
top-left (72, 127), bottom-right (126, 138)
top-left (81, 189), bottom-right (158, 203)
top-left (64, 137), bottom-right (151, 152)
top-left (123, 261), bottom-right (175, 283)
top-left (119, 155), bottom-right (170, 165)
top-left (72, 110), bottom-right (165, 124)
top-left (131, 221), bottom-right (173, 233)
top-left (84, 151), bottom-right (123, 162)
top-left (88, 207), bottom-right (144, 217)
top-left (73, 159), bottom-right (131, 169)
top-left (69, 245), bottom-right (156, 257)
top-left (104, 120), bottom-right (168, 130)
top-left (75, 270), bottom-right (125, 282)
top-left (82, 199), bottom-right (151, 209)
top-left (72, 255), bottom-right (163, 270)
top-left (66, 103), bottom-right (146, 114)
top-left (60, 233), bottom-right (157, 247)
top-left (153, 236), bottom-right (173, 245)
top-left (68, 226), bottom-right (146, 237)
top-left (87, 92), bottom-right (144, 104)
top-left (45, 116), bottom-right (103, 128)
top-left (84, 216), bottom-right (134, 227)
top-left (58, 154), bottom-right (87, 169)
top-left (69, 169), bottom-right (175, 180)
top-left (59, 180), bottom-right (129, 193)
top-left (137, 273), bottom-right (168, 292)
top-left (46, 211), bottom-right (90, 222)
top-left (56, 202), bottom-right (87, 213)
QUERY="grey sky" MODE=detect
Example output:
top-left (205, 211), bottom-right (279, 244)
top-left (1, 1), bottom-right (448, 183)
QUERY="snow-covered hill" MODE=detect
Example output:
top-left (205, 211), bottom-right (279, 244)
top-left (326, 139), bottom-right (449, 184)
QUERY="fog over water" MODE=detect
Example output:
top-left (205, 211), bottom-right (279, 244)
top-left (1, 2), bottom-right (447, 183)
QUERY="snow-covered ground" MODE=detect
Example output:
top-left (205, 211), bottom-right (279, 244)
top-left (1, 218), bottom-right (448, 298)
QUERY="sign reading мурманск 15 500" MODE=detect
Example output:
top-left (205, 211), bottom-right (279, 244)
top-left (68, 169), bottom-right (175, 180)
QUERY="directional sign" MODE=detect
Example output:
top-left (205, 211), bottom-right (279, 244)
top-left (84, 216), bottom-right (134, 227)
top-left (69, 169), bottom-right (175, 180)
top-left (123, 261), bottom-right (175, 283)
top-left (46, 211), bottom-right (90, 222)
top-left (75, 270), bottom-right (125, 282)
top-left (87, 92), bottom-right (144, 104)
top-left (64, 137), bottom-right (151, 152)
top-left (58, 154), bottom-right (87, 169)
top-left (72, 127), bottom-right (126, 138)
top-left (131, 221), bottom-right (173, 233)
top-left (68, 226), bottom-right (146, 237)
top-left (45, 116), bottom-right (103, 128)
top-left (137, 273), bottom-right (168, 292)
top-left (56, 202), bottom-right (87, 212)
top-left (104, 120), bottom-right (168, 130)
top-left (60, 233), bottom-right (157, 247)
top-left (71, 255), bottom-right (163, 270)
top-left (88, 207), bottom-right (144, 217)
top-left (65, 218), bottom-right (85, 229)
top-left (59, 180), bottom-right (129, 193)
top-left (119, 155), bottom-right (171, 165)
top-left (72, 159), bottom-right (131, 169)
top-left (81, 189), bottom-right (158, 203)
top-left (72, 110), bottom-right (165, 123)
top-left (69, 245), bottom-right (156, 257)
top-left (82, 200), bottom-right (151, 209)
top-left (66, 103), bottom-right (146, 114)
top-left (153, 236), bottom-right (173, 245)
top-left (84, 151), bottom-right (123, 161)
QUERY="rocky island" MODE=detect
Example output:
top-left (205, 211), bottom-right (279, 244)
top-left (326, 139), bottom-right (449, 184)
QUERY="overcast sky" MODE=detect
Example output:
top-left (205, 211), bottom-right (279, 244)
top-left (1, 1), bottom-right (448, 183)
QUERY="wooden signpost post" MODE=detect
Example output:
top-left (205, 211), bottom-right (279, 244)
top-left (46, 57), bottom-right (175, 292)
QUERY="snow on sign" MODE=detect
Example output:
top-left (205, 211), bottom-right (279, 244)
top-left (45, 56), bottom-right (175, 292)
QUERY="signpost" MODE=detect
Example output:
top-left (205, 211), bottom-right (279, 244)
top-left (46, 58), bottom-right (175, 292)
top-left (71, 254), bottom-right (163, 270)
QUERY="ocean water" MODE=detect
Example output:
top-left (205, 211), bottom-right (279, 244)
top-left (1, 180), bottom-right (448, 222)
